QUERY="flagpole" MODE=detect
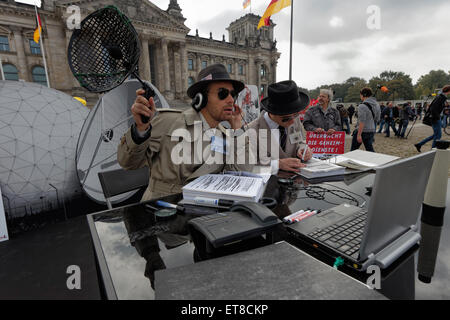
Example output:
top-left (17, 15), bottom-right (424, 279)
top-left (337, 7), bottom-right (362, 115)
top-left (0, 55), bottom-right (5, 80)
top-left (289, 0), bottom-right (294, 80)
top-left (34, 4), bottom-right (50, 87)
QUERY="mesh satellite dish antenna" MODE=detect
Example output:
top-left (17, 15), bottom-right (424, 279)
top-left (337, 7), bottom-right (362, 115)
top-left (68, 5), bottom-right (154, 123)
top-left (76, 79), bottom-right (169, 204)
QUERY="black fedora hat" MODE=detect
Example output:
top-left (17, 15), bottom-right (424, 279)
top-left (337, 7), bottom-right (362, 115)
top-left (261, 80), bottom-right (310, 115)
top-left (187, 63), bottom-right (245, 98)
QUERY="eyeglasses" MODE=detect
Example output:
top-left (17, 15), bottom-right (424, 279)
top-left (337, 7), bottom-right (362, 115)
top-left (281, 113), bottom-right (300, 123)
top-left (214, 88), bottom-right (238, 100)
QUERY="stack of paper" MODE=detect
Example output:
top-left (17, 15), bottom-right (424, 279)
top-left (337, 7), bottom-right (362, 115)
top-left (182, 174), bottom-right (265, 204)
top-left (299, 158), bottom-right (347, 179)
top-left (328, 150), bottom-right (400, 170)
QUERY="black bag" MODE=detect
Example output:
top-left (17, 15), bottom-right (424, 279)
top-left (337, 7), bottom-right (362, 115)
top-left (422, 109), bottom-right (432, 126)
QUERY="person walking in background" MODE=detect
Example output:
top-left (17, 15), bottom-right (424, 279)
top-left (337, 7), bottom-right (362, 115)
top-left (337, 104), bottom-right (350, 134)
top-left (384, 102), bottom-right (398, 137)
top-left (417, 103), bottom-right (423, 120)
top-left (348, 104), bottom-right (355, 124)
top-left (392, 104), bottom-right (400, 133)
top-left (397, 102), bottom-right (415, 138)
top-left (414, 85), bottom-right (450, 152)
top-left (350, 87), bottom-right (381, 152)
top-left (377, 102), bottom-right (386, 133)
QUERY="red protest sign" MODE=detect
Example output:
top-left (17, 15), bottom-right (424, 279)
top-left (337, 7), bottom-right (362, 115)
top-left (306, 131), bottom-right (346, 155)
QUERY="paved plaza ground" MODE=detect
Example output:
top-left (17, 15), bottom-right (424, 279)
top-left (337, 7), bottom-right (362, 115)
top-left (344, 121), bottom-right (450, 176)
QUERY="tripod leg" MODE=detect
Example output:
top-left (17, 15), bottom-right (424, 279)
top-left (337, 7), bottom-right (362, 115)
top-left (406, 118), bottom-right (417, 139)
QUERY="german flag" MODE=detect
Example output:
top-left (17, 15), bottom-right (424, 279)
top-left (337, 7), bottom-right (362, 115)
top-left (33, 12), bottom-right (42, 44)
top-left (257, 0), bottom-right (291, 29)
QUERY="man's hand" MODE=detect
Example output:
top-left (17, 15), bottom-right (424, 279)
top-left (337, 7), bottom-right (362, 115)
top-left (230, 104), bottom-right (243, 129)
top-left (314, 128), bottom-right (325, 133)
top-left (357, 134), bottom-right (363, 144)
top-left (131, 89), bottom-right (156, 132)
top-left (326, 129), bottom-right (336, 135)
top-left (279, 158), bottom-right (306, 173)
top-left (297, 147), bottom-right (313, 162)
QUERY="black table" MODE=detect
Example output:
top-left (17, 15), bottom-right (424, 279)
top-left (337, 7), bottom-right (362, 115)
top-left (87, 173), bottom-right (450, 300)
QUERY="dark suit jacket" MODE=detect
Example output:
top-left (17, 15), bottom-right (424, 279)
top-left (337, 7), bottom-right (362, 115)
top-left (248, 112), bottom-right (308, 165)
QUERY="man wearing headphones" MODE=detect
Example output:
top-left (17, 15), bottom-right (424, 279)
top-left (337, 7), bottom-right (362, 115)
top-left (118, 64), bottom-right (253, 201)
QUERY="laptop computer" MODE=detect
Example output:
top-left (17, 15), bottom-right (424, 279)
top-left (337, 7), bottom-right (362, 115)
top-left (286, 151), bottom-right (436, 271)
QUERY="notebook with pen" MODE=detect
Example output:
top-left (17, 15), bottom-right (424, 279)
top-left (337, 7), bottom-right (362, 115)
top-left (286, 151), bottom-right (435, 271)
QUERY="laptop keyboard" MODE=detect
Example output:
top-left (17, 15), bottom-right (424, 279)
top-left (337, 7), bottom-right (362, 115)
top-left (308, 210), bottom-right (368, 260)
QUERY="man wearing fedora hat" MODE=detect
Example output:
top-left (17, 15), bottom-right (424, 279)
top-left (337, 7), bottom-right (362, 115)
top-left (248, 80), bottom-right (313, 173)
top-left (117, 64), bottom-right (253, 201)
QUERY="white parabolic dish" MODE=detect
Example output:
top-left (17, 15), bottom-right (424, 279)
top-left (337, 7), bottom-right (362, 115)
top-left (76, 79), bottom-right (169, 204)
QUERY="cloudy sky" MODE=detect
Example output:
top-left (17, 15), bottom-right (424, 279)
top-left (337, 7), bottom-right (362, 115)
top-left (19, 0), bottom-right (450, 90)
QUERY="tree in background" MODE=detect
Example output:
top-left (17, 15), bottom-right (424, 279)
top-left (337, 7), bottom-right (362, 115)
top-left (300, 69), bottom-right (448, 103)
top-left (344, 78), bottom-right (368, 102)
top-left (372, 71), bottom-right (415, 101)
top-left (414, 70), bottom-right (450, 99)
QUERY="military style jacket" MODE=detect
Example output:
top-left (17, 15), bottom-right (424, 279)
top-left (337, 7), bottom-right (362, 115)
top-left (303, 105), bottom-right (342, 132)
top-left (117, 108), bottom-right (253, 201)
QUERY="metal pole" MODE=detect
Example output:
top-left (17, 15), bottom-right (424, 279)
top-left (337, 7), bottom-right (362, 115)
top-left (289, 0), bottom-right (294, 80)
top-left (0, 55), bottom-right (5, 80)
top-left (49, 183), bottom-right (67, 221)
top-left (34, 4), bottom-right (50, 87)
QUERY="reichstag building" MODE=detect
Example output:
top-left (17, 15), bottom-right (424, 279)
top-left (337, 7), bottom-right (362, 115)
top-left (0, 0), bottom-right (280, 106)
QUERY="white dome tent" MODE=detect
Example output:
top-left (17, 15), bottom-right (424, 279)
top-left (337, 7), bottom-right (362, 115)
top-left (0, 80), bottom-right (89, 218)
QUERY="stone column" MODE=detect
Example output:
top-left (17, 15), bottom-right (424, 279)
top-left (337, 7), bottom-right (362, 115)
top-left (256, 59), bottom-right (262, 95)
top-left (11, 27), bottom-right (29, 81)
top-left (248, 55), bottom-right (255, 86)
top-left (161, 39), bottom-right (171, 97)
top-left (179, 42), bottom-right (188, 98)
top-left (155, 39), bottom-right (164, 90)
top-left (272, 60), bottom-right (277, 83)
top-left (196, 54), bottom-right (202, 73)
top-left (65, 30), bottom-right (79, 88)
top-left (173, 43), bottom-right (182, 98)
top-left (139, 36), bottom-right (151, 81)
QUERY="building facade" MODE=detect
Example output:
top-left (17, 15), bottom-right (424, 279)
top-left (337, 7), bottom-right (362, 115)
top-left (0, 0), bottom-right (280, 106)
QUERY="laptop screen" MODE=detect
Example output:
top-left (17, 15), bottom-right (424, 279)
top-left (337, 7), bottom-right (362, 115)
top-left (359, 151), bottom-right (435, 260)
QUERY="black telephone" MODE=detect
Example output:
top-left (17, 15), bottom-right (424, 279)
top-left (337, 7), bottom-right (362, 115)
top-left (188, 202), bottom-right (281, 249)
top-left (230, 202), bottom-right (278, 224)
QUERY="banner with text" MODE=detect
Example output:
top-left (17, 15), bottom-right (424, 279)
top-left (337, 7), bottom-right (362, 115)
top-left (306, 132), bottom-right (346, 155)
top-left (0, 187), bottom-right (9, 242)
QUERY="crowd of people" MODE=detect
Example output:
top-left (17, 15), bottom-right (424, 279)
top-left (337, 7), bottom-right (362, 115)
top-left (307, 88), bottom-right (450, 154)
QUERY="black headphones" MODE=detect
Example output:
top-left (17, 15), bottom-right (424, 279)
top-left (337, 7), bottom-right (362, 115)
top-left (191, 91), bottom-right (208, 112)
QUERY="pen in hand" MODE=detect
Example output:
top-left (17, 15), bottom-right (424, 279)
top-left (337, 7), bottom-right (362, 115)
top-left (301, 147), bottom-right (308, 163)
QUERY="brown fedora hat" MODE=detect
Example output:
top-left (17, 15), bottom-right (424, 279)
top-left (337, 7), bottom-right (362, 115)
top-left (261, 80), bottom-right (310, 115)
top-left (187, 64), bottom-right (245, 98)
